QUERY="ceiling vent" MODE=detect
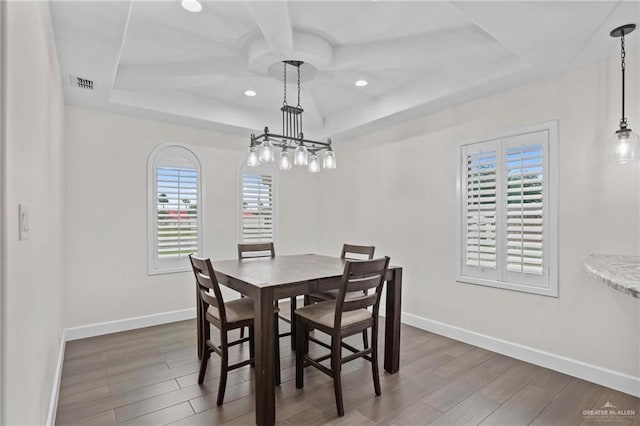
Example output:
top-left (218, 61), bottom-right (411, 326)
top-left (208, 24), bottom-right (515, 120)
top-left (70, 75), bottom-right (94, 90)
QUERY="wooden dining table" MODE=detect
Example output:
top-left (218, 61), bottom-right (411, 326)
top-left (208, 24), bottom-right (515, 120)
top-left (197, 254), bottom-right (403, 426)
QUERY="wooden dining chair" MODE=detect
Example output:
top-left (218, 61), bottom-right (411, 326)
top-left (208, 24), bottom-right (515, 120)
top-left (295, 256), bottom-right (390, 417)
top-left (190, 255), bottom-right (281, 406)
top-left (238, 242), bottom-right (297, 349)
top-left (305, 244), bottom-right (376, 347)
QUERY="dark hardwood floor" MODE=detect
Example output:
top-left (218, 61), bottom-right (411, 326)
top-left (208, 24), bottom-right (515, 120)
top-left (55, 305), bottom-right (640, 425)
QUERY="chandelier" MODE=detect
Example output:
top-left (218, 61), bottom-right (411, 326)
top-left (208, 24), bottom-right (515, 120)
top-left (247, 60), bottom-right (336, 172)
top-left (609, 24), bottom-right (639, 163)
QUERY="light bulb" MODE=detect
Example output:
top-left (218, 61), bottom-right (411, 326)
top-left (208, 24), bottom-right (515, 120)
top-left (610, 129), bottom-right (640, 163)
top-left (308, 153), bottom-right (320, 173)
top-left (259, 140), bottom-right (275, 163)
top-left (279, 149), bottom-right (292, 170)
top-left (294, 144), bottom-right (308, 166)
top-left (247, 146), bottom-right (259, 167)
top-left (323, 149), bottom-right (336, 169)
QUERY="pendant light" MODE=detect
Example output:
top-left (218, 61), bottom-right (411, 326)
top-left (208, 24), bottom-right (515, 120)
top-left (247, 61), bottom-right (335, 171)
top-left (609, 24), bottom-right (639, 163)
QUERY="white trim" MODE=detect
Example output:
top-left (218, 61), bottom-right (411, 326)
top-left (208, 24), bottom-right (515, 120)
top-left (45, 331), bottom-right (66, 426)
top-left (401, 311), bottom-right (640, 398)
top-left (64, 308), bottom-right (196, 341)
top-left (456, 120), bottom-right (559, 297)
top-left (147, 143), bottom-right (204, 275)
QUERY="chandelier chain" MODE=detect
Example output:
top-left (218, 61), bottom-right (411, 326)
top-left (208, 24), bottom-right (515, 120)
top-left (283, 62), bottom-right (288, 106)
top-left (297, 65), bottom-right (301, 107)
top-left (621, 34), bottom-right (626, 71)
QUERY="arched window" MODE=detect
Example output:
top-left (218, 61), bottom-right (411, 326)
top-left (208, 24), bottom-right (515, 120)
top-left (148, 144), bottom-right (202, 274)
top-left (239, 163), bottom-right (276, 243)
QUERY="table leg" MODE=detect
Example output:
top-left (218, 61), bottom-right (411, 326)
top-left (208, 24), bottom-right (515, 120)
top-left (290, 296), bottom-right (297, 351)
top-left (384, 267), bottom-right (402, 374)
top-left (254, 288), bottom-right (276, 426)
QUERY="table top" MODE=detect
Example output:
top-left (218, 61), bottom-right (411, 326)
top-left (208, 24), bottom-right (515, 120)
top-left (213, 254), bottom-right (347, 287)
top-left (584, 254), bottom-right (640, 299)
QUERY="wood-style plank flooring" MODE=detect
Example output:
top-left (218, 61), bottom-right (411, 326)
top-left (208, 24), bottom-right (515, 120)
top-left (56, 307), bottom-right (640, 425)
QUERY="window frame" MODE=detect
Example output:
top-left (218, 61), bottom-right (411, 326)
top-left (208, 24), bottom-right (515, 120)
top-left (456, 121), bottom-right (558, 297)
top-left (237, 161), bottom-right (278, 245)
top-left (147, 143), bottom-right (203, 275)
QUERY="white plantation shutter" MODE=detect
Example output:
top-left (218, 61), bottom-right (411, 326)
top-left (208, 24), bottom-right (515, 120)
top-left (148, 145), bottom-right (202, 274)
top-left (462, 140), bottom-right (501, 281)
top-left (503, 132), bottom-right (548, 287)
top-left (241, 173), bottom-right (273, 242)
top-left (458, 123), bottom-right (557, 296)
top-left (156, 166), bottom-right (199, 259)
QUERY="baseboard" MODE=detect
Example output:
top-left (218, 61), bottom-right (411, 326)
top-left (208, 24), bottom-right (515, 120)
top-left (401, 311), bottom-right (640, 398)
top-left (64, 308), bottom-right (196, 341)
top-left (45, 330), bottom-right (66, 426)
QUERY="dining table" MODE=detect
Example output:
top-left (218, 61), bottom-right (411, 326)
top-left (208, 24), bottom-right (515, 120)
top-left (196, 254), bottom-right (403, 426)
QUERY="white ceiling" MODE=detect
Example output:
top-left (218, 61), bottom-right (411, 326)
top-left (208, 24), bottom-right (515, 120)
top-left (51, 0), bottom-right (639, 142)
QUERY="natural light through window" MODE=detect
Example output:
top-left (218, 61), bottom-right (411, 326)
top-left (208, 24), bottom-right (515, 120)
top-left (458, 122), bottom-right (557, 297)
top-left (148, 144), bottom-right (202, 274)
top-left (240, 165), bottom-right (275, 243)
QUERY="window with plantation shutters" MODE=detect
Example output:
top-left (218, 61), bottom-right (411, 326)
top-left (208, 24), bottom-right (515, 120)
top-left (457, 122), bottom-right (557, 297)
top-left (240, 166), bottom-right (275, 243)
top-left (148, 145), bottom-right (202, 274)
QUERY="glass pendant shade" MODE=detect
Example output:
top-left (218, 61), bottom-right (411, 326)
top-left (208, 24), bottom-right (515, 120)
top-left (247, 146), bottom-right (259, 167)
top-left (279, 149), bottom-right (292, 170)
top-left (259, 140), bottom-right (275, 163)
top-left (610, 129), bottom-right (640, 163)
top-left (308, 153), bottom-right (320, 173)
top-left (294, 144), bottom-right (308, 166)
top-left (323, 149), bottom-right (336, 169)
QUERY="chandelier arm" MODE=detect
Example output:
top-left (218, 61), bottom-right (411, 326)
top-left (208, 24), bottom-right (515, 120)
top-left (253, 132), bottom-right (332, 149)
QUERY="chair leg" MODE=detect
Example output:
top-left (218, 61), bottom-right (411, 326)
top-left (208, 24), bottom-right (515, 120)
top-left (290, 297), bottom-right (297, 350)
top-left (295, 318), bottom-right (305, 389)
top-left (216, 330), bottom-right (229, 406)
top-left (362, 329), bottom-right (369, 349)
top-left (197, 346), bottom-right (210, 385)
top-left (331, 335), bottom-right (345, 417)
top-left (240, 295), bottom-right (246, 339)
top-left (371, 326), bottom-right (381, 396)
top-left (249, 325), bottom-right (255, 367)
top-left (274, 313), bottom-right (281, 385)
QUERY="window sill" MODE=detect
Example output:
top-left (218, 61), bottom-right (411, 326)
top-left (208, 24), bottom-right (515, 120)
top-left (456, 275), bottom-right (558, 297)
top-left (148, 266), bottom-right (192, 276)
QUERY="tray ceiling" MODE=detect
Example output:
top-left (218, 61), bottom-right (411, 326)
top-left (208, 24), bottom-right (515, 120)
top-left (51, 1), bottom-right (639, 140)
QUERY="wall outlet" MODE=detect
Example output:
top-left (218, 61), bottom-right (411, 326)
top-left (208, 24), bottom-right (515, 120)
top-left (18, 204), bottom-right (29, 241)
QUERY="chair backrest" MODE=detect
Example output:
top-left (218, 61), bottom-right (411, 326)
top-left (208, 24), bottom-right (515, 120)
top-left (237, 242), bottom-right (276, 259)
top-left (334, 257), bottom-right (390, 329)
top-left (189, 255), bottom-right (228, 324)
top-left (341, 244), bottom-right (375, 260)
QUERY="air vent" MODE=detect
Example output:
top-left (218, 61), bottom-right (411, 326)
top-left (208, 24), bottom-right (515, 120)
top-left (69, 75), bottom-right (94, 90)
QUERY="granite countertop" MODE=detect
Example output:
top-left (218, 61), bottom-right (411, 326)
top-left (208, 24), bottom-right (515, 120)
top-left (584, 254), bottom-right (640, 299)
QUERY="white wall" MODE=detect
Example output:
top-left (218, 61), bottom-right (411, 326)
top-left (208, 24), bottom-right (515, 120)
top-left (63, 107), bottom-right (320, 328)
top-left (1, 2), bottom-right (66, 424)
top-left (316, 50), bottom-right (640, 378)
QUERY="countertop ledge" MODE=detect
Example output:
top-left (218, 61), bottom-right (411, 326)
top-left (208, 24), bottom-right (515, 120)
top-left (584, 254), bottom-right (640, 299)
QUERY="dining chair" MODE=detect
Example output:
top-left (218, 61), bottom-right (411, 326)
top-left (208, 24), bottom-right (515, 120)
top-left (238, 242), bottom-right (297, 349)
top-left (295, 256), bottom-right (390, 417)
top-left (305, 244), bottom-right (376, 347)
top-left (190, 255), bottom-right (281, 406)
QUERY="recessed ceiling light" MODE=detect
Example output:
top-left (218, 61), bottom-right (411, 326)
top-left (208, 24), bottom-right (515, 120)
top-left (355, 79), bottom-right (368, 87)
top-left (181, 0), bottom-right (202, 13)
top-left (244, 90), bottom-right (257, 97)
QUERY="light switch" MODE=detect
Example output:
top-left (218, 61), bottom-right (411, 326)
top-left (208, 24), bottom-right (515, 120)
top-left (19, 204), bottom-right (29, 241)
